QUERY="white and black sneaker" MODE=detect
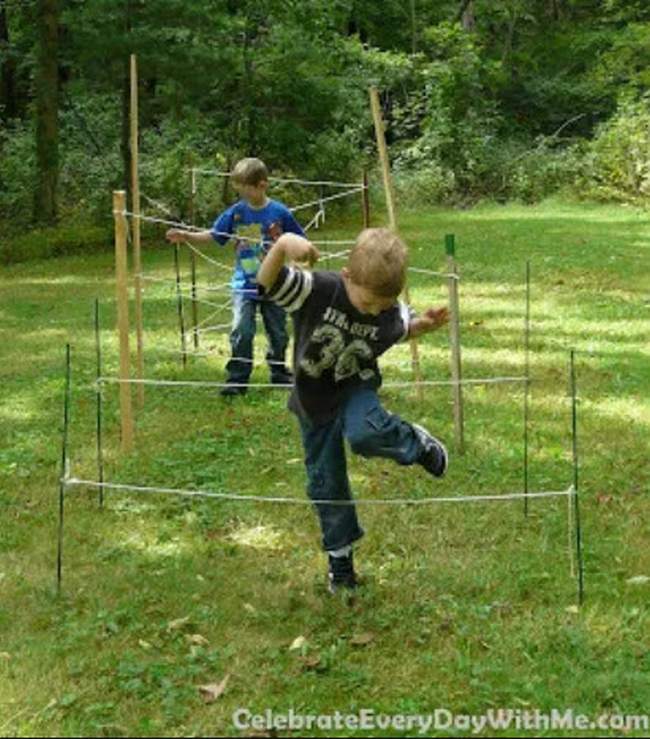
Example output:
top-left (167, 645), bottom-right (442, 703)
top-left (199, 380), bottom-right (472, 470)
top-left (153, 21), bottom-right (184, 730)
top-left (412, 424), bottom-right (448, 478)
top-left (327, 552), bottom-right (358, 595)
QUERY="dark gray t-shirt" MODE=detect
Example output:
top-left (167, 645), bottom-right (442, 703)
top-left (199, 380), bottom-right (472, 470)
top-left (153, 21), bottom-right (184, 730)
top-left (263, 266), bottom-right (411, 424)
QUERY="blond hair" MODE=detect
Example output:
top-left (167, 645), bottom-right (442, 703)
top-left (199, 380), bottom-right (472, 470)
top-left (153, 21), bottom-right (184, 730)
top-left (231, 157), bottom-right (269, 186)
top-left (347, 228), bottom-right (408, 298)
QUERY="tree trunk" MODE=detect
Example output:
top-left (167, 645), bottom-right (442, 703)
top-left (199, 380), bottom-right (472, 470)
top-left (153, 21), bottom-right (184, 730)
top-left (459, 0), bottom-right (475, 31)
top-left (34, 0), bottom-right (59, 224)
top-left (0, 3), bottom-right (17, 120)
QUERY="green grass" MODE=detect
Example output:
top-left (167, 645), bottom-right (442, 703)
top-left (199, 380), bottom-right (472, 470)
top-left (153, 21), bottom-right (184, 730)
top-left (1, 200), bottom-right (650, 737)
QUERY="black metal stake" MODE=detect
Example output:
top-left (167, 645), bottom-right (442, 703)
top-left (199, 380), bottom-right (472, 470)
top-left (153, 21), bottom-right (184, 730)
top-left (524, 260), bottom-right (531, 517)
top-left (570, 349), bottom-right (585, 605)
top-left (57, 343), bottom-right (72, 594)
top-left (95, 299), bottom-right (105, 508)
top-left (174, 244), bottom-right (187, 367)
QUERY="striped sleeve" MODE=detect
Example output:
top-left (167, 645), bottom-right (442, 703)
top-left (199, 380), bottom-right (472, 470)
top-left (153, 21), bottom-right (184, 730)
top-left (266, 266), bottom-right (313, 313)
top-left (398, 301), bottom-right (414, 342)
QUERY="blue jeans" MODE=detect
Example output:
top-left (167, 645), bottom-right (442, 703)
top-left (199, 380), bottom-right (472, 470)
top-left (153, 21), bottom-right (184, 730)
top-left (225, 292), bottom-right (290, 384)
top-left (298, 388), bottom-right (425, 551)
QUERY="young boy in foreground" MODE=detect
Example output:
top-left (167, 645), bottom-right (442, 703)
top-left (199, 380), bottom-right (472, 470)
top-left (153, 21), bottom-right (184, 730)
top-left (257, 228), bottom-right (449, 593)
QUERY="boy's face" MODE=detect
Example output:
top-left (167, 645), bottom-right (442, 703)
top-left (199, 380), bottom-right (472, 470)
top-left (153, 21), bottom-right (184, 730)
top-left (342, 269), bottom-right (398, 316)
top-left (233, 179), bottom-right (268, 207)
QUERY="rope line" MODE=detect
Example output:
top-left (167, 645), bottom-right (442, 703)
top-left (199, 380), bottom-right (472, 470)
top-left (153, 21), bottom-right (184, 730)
top-left (190, 169), bottom-right (366, 189)
top-left (290, 187), bottom-right (364, 213)
top-left (97, 375), bottom-right (529, 390)
top-left (63, 477), bottom-right (574, 507)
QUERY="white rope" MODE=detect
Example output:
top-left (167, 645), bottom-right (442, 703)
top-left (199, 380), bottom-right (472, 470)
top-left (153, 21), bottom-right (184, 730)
top-left (190, 168), bottom-right (366, 189)
top-left (98, 377), bottom-right (289, 389)
top-left (186, 242), bottom-right (232, 272)
top-left (290, 187), bottom-right (364, 213)
top-left (195, 323), bottom-right (232, 336)
top-left (409, 266), bottom-right (460, 280)
top-left (384, 376), bottom-right (529, 388)
top-left (303, 209), bottom-right (325, 232)
top-left (97, 375), bottom-right (528, 390)
top-left (64, 477), bottom-right (574, 507)
top-left (141, 192), bottom-right (177, 218)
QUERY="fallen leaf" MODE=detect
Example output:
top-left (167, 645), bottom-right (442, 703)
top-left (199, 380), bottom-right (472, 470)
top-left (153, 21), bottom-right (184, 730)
top-left (289, 635), bottom-right (308, 651)
top-left (186, 633), bottom-right (209, 646)
top-left (244, 603), bottom-right (257, 615)
top-left (627, 576), bottom-right (650, 586)
top-left (299, 655), bottom-right (322, 671)
top-left (0, 652), bottom-right (11, 661)
top-left (167, 616), bottom-right (191, 632)
top-left (597, 494), bottom-right (613, 505)
top-left (565, 605), bottom-right (580, 614)
top-left (198, 674), bottom-right (230, 704)
top-left (286, 458), bottom-right (301, 465)
top-left (138, 640), bottom-right (152, 650)
top-left (350, 632), bottom-right (376, 647)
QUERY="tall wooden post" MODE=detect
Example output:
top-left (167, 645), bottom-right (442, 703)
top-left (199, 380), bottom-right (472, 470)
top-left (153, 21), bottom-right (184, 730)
top-left (113, 190), bottom-right (134, 452)
top-left (369, 87), bottom-right (423, 399)
top-left (130, 54), bottom-right (144, 408)
top-left (446, 234), bottom-right (464, 453)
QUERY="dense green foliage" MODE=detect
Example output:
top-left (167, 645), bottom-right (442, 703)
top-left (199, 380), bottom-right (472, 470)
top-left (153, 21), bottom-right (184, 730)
top-left (1, 0), bottom-right (650, 243)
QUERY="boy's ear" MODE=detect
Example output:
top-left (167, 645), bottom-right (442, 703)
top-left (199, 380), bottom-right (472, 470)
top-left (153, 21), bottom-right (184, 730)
top-left (341, 266), bottom-right (350, 280)
top-left (259, 179), bottom-right (269, 191)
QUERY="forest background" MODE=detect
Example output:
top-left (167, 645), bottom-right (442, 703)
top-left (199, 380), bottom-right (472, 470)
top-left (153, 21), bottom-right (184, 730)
top-left (1, 0), bottom-right (650, 262)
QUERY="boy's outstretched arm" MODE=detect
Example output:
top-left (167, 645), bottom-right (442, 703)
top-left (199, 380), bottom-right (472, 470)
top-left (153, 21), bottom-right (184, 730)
top-left (408, 307), bottom-right (449, 339)
top-left (165, 228), bottom-right (214, 245)
top-left (258, 233), bottom-right (320, 290)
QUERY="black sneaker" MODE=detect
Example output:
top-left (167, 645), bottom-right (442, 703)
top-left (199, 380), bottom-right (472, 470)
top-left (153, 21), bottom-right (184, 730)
top-left (327, 552), bottom-right (358, 594)
top-left (220, 384), bottom-right (248, 398)
top-left (412, 424), bottom-right (448, 478)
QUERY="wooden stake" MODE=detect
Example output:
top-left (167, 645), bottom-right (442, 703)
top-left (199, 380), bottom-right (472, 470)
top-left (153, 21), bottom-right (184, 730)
top-left (130, 54), bottom-right (144, 408)
top-left (362, 169), bottom-right (370, 228)
top-left (369, 87), bottom-right (423, 399)
top-left (446, 234), bottom-right (464, 453)
top-left (113, 190), bottom-right (134, 452)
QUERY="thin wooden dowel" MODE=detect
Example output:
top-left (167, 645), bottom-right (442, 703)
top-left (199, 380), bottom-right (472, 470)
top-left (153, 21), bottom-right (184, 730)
top-left (113, 190), bottom-right (134, 451)
top-left (369, 87), bottom-right (423, 401)
top-left (523, 260), bottom-right (531, 516)
top-left (130, 54), bottom-right (144, 408)
top-left (362, 169), bottom-right (370, 228)
top-left (174, 244), bottom-right (188, 366)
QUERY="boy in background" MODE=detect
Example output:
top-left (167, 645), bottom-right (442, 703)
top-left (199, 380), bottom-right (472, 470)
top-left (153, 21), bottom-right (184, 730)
top-left (257, 228), bottom-right (449, 593)
top-left (167, 157), bottom-right (304, 396)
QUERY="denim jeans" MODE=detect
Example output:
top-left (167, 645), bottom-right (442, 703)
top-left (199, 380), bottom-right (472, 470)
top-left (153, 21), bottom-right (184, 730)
top-left (225, 291), bottom-right (290, 384)
top-left (298, 387), bottom-right (425, 551)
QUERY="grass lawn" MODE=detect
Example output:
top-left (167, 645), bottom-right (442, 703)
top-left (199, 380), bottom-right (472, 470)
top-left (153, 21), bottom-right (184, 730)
top-left (1, 199), bottom-right (649, 737)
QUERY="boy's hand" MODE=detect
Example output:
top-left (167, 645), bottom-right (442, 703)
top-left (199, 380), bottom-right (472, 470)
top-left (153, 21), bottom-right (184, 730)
top-left (166, 228), bottom-right (185, 243)
top-left (276, 233), bottom-right (320, 267)
top-left (408, 307), bottom-right (449, 338)
top-left (420, 307), bottom-right (449, 330)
